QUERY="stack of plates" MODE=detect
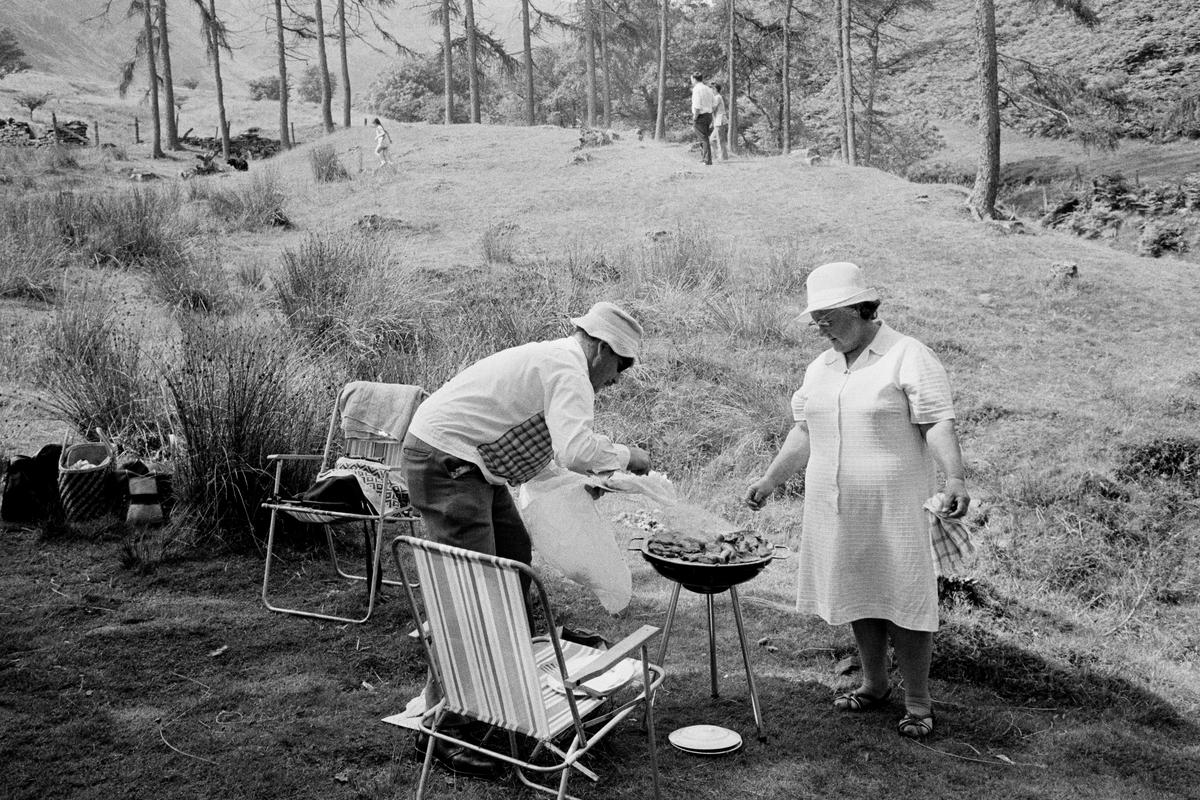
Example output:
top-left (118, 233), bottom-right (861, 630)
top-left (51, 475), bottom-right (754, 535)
top-left (667, 724), bottom-right (743, 756)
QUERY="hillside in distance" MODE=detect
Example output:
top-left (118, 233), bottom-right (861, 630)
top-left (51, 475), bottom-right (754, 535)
top-left (897, 0), bottom-right (1200, 139)
top-left (0, 0), bottom-right (563, 99)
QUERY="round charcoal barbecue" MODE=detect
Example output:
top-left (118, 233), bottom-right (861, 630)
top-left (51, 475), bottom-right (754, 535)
top-left (633, 536), bottom-right (789, 743)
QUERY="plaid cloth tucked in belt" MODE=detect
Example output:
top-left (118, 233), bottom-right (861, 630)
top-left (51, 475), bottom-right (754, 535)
top-left (924, 497), bottom-right (976, 577)
top-left (477, 413), bottom-right (554, 486)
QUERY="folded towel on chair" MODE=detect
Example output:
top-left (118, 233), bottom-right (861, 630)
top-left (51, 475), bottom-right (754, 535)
top-left (338, 382), bottom-right (426, 441)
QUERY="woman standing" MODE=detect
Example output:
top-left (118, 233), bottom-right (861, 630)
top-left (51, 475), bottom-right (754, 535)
top-left (372, 117), bottom-right (394, 169)
top-left (712, 83), bottom-right (729, 161)
top-left (745, 261), bottom-right (970, 741)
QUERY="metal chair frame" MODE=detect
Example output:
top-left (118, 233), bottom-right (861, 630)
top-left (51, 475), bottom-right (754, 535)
top-left (261, 385), bottom-right (421, 624)
top-left (391, 535), bottom-right (664, 800)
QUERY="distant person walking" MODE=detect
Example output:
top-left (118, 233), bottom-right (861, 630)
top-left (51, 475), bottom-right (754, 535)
top-left (690, 72), bottom-right (716, 166)
top-left (712, 83), bottom-right (730, 161)
top-left (372, 118), bottom-right (394, 169)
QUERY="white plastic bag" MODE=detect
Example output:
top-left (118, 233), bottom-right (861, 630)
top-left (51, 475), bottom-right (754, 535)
top-left (517, 465), bottom-right (632, 613)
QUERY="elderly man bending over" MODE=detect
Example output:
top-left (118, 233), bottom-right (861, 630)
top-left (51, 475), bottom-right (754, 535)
top-left (401, 301), bottom-right (651, 777)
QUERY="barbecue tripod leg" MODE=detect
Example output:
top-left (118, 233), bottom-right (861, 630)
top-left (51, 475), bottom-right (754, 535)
top-left (729, 586), bottom-right (766, 741)
top-left (656, 582), bottom-right (683, 667)
top-left (707, 593), bottom-right (719, 698)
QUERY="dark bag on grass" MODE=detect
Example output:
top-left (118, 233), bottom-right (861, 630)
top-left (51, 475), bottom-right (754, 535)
top-left (1, 444), bottom-right (63, 524)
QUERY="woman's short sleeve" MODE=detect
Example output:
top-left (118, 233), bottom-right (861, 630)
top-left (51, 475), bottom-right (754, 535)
top-left (790, 386), bottom-right (806, 423)
top-left (897, 340), bottom-right (956, 425)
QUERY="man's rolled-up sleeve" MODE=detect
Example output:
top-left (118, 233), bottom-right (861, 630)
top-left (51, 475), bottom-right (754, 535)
top-left (543, 369), bottom-right (629, 474)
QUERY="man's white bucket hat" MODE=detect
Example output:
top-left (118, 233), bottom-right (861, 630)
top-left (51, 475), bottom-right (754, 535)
top-left (571, 301), bottom-right (644, 360)
top-left (801, 261), bottom-right (880, 321)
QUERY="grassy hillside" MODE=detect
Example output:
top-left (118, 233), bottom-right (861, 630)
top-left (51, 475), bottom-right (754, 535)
top-left (898, 0), bottom-right (1200, 139)
top-left (2, 126), bottom-right (1200, 798)
top-left (0, 0), bottom-right (561, 94)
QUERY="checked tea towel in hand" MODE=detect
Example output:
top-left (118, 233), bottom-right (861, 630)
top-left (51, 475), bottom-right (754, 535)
top-left (924, 495), bottom-right (976, 577)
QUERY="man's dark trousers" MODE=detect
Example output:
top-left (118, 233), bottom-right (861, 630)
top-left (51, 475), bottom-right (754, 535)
top-left (694, 112), bottom-right (714, 165)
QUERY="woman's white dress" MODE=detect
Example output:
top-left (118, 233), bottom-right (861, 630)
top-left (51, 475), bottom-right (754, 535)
top-left (792, 322), bottom-right (955, 632)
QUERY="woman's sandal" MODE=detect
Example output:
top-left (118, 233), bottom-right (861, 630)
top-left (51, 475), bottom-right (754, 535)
top-left (832, 686), bottom-right (892, 712)
top-left (897, 712), bottom-right (935, 741)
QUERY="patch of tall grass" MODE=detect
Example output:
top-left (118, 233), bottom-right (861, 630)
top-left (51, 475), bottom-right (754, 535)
top-left (706, 292), bottom-right (799, 345)
top-left (0, 193), bottom-right (71, 300)
top-left (308, 144), bottom-right (350, 183)
top-left (986, 463), bottom-right (1200, 610)
top-left (50, 186), bottom-right (187, 268)
top-left (187, 169), bottom-right (291, 230)
top-left (36, 287), bottom-right (162, 443)
top-left (143, 244), bottom-right (236, 315)
top-left (276, 232), bottom-right (440, 380)
top-left (0, 144), bottom-right (77, 177)
top-left (627, 226), bottom-right (731, 292)
top-left (161, 317), bottom-right (329, 542)
top-left (481, 221), bottom-right (519, 264)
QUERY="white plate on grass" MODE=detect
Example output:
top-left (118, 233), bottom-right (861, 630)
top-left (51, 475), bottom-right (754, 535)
top-left (545, 657), bottom-right (638, 696)
top-left (668, 724), bottom-right (743, 754)
top-left (671, 741), bottom-right (743, 756)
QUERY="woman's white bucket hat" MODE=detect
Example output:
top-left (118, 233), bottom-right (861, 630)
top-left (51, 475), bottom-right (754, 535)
top-left (571, 301), bottom-right (644, 360)
top-left (801, 262), bottom-right (880, 320)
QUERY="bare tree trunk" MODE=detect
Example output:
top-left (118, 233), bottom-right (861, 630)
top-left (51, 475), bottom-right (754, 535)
top-left (782, 0), bottom-right (793, 154)
top-left (521, 0), bottom-right (534, 124)
top-left (584, 0), bottom-right (597, 127)
top-left (143, 0), bottom-right (164, 158)
top-left (464, 0), bottom-right (480, 122)
top-left (157, 0), bottom-right (179, 149)
top-left (833, 0), bottom-right (847, 161)
top-left (208, 0), bottom-right (230, 158)
top-left (337, 0), bottom-right (351, 127)
top-left (727, 0), bottom-right (737, 155)
top-left (654, 0), bottom-right (667, 139)
top-left (840, 0), bottom-right (856, 165)
top-left (442, 0), bottom-right (455, 124)
top-left (969, 0), bottom-right (1000, 218)
top-left (314, 0), bottom-right (334, 133)
top-left (273, 0), bottom-right (292, 148)
top-left (600, 0), bottom-right (612, 128)
top-left (864, 21), bottom-right (880, 165)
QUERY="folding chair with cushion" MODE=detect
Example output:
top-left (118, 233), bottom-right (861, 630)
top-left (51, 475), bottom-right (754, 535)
top-left (389, 535), bottom-right (665, 800)
top-left (261, 381), bottom-right (426, 624)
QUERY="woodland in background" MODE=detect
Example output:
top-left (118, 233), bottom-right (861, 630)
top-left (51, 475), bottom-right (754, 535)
top-left (2, 0), bottom-right (1188, 221)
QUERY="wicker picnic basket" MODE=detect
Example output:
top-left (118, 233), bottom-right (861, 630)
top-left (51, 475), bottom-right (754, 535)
top-left (58, 437), bottom-right (116, 523)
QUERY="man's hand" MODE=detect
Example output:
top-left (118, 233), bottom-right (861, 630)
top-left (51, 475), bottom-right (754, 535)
top-left (626, 446), bottom-right (651, 475)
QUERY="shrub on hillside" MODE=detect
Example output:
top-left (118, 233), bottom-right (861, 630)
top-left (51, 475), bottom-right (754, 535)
top-left (248, 74), bottom-right (283, 101)
top-left (308, 144), bottom-right (350, 183)
top-left (365, 57), bottom-right (468, 123)
top-left (297, 65), bottom-right (333, 104)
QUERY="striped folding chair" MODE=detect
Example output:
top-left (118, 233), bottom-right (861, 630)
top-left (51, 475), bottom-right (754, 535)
top-left (390, 535), bottom-right (665, 800)
top-left (260, 382), bottom-right (425, 624)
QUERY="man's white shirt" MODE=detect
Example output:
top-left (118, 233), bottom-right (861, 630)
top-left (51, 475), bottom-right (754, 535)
top-left (691, 82), bottom-right (717, 117)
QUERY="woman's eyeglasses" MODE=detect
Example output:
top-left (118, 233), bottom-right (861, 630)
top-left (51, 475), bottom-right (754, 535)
top-left (807, 310), bottom-right (847, 329)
